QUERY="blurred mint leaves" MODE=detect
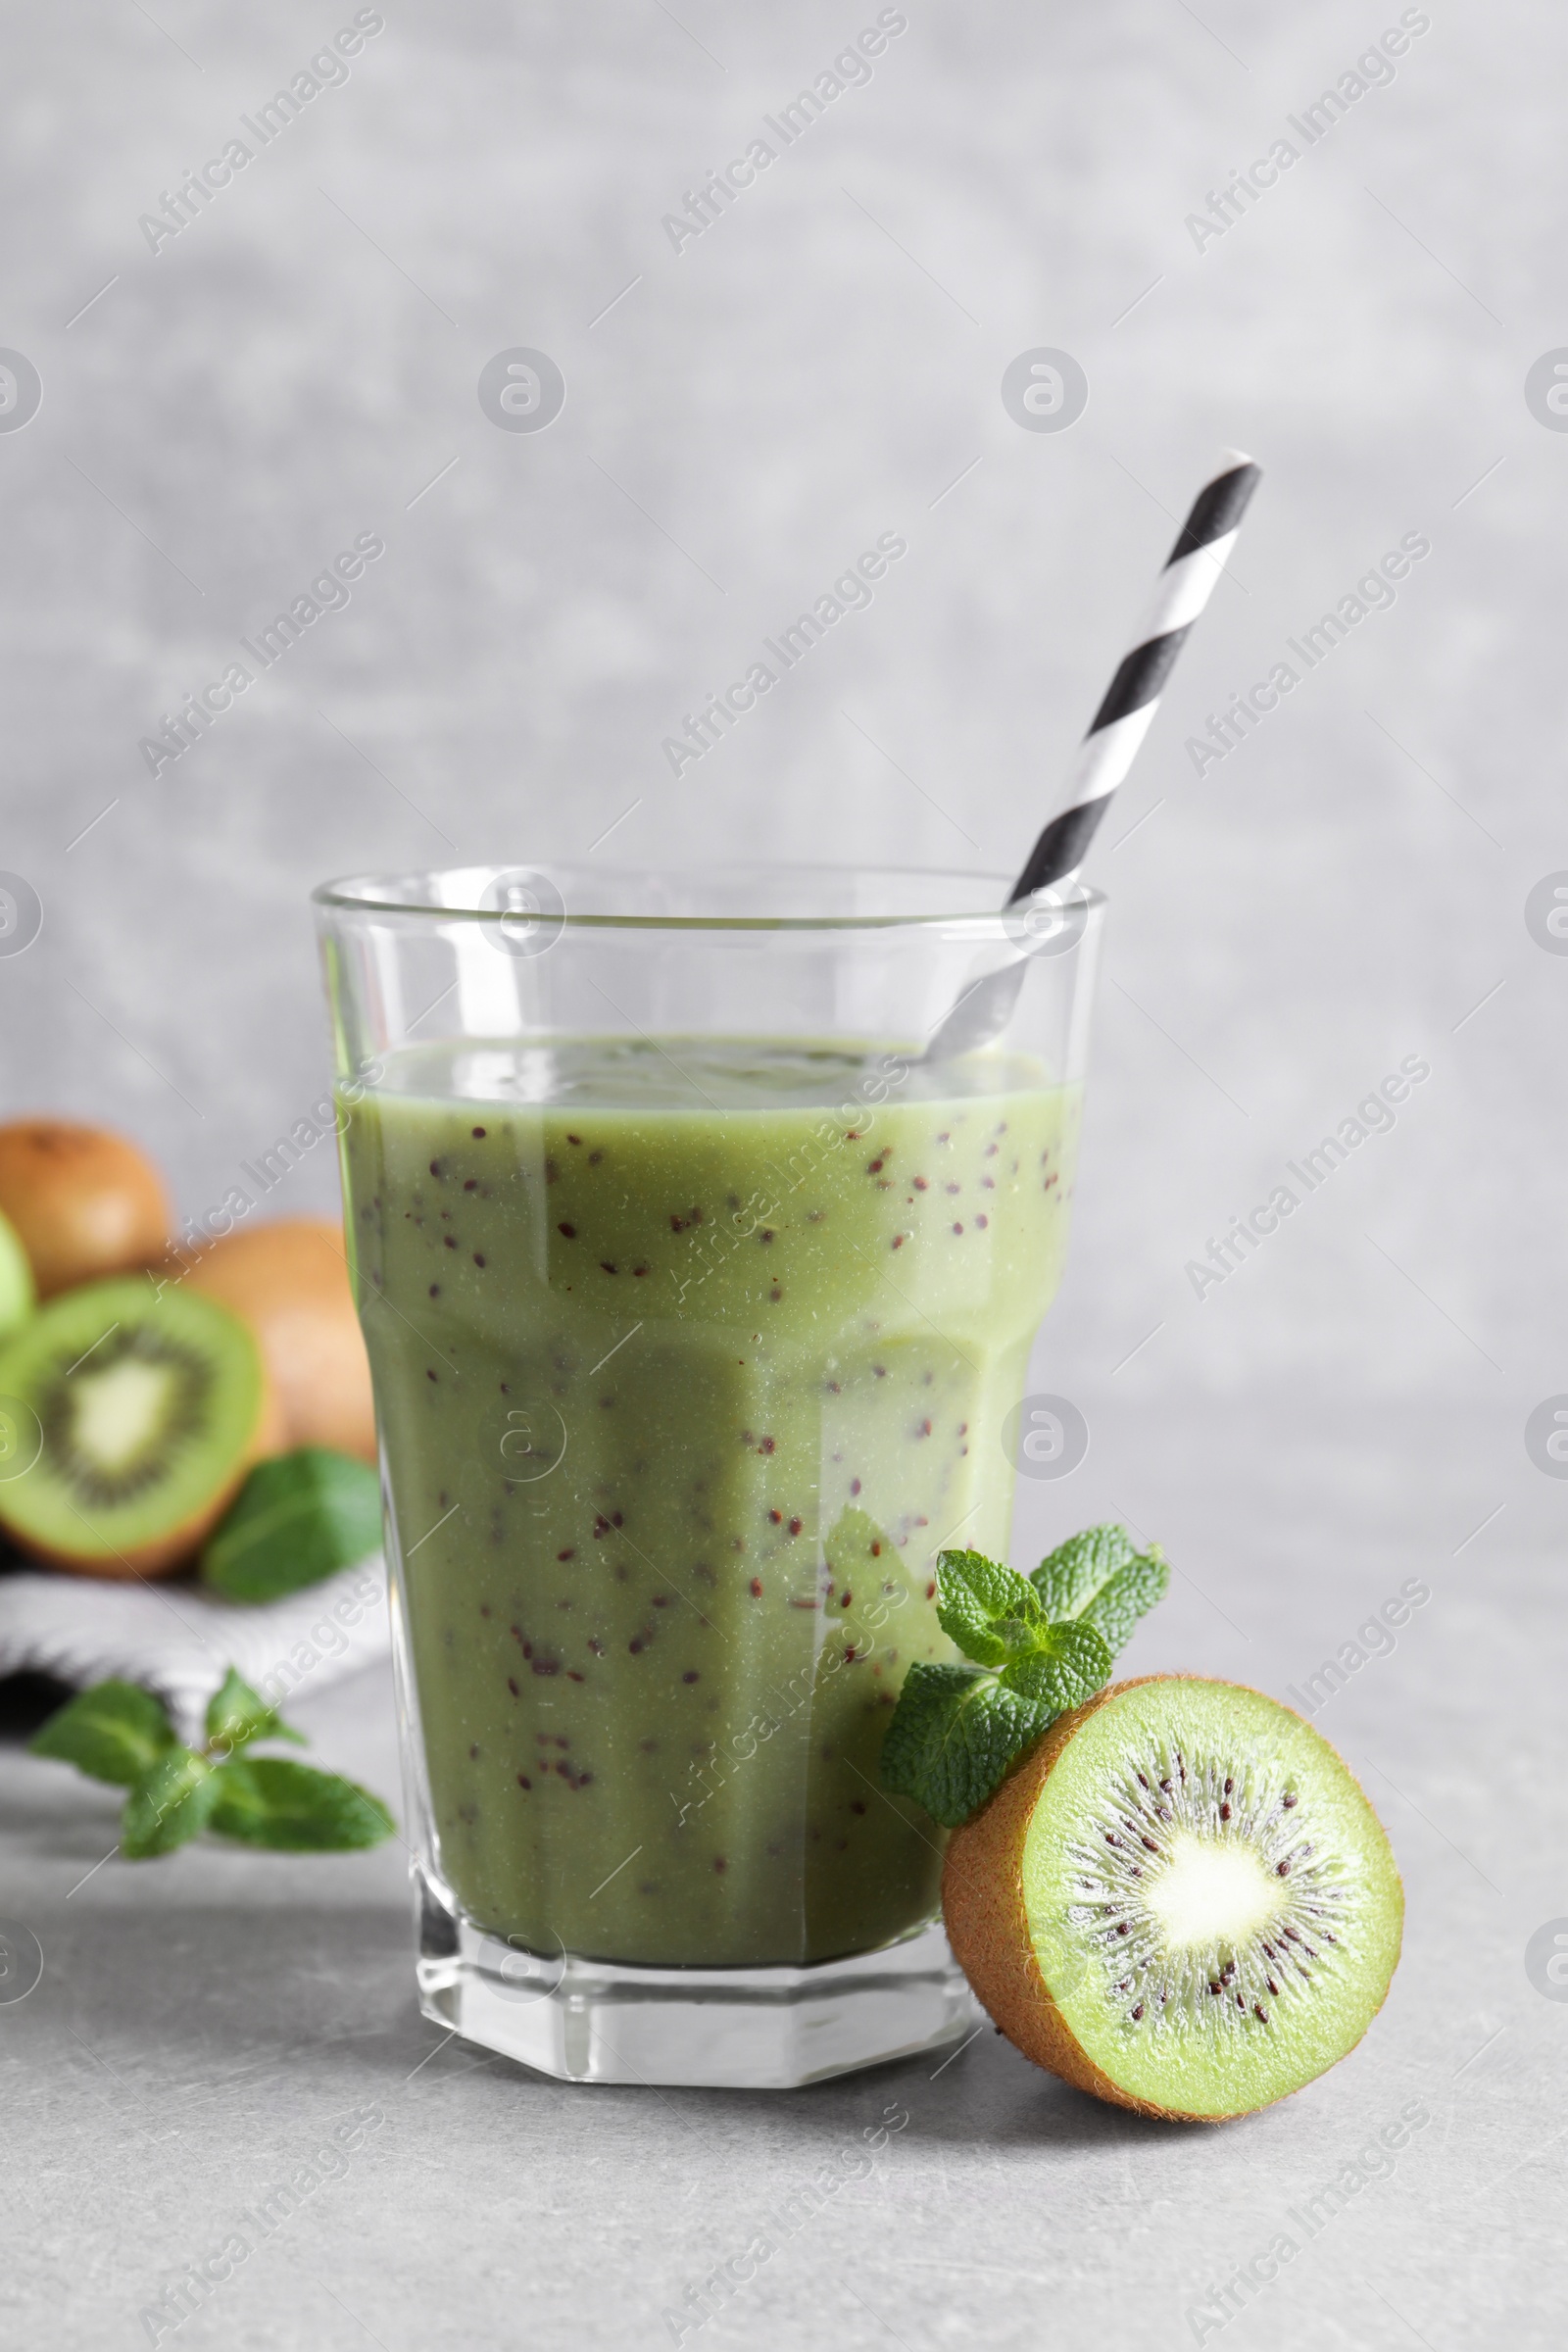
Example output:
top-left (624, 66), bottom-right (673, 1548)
top-left (29, 1668), bottom-right (395, 1860)
top-left (880, 1526), bottom-right (1168, 1829)
top-left (200, 1446), bottom-right (382, 1604)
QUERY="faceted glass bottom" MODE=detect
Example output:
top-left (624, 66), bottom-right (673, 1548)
top-left (414, 1872), bottom-right (979, 2089)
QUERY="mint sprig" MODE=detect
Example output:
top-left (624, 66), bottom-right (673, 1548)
top-left (29, 1669), bottom-right (395, 1860)
top-left (880, 1524), bottom-right (1169, 1829)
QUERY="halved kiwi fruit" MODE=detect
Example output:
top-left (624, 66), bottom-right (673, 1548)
top-left (0, 1205), bottom-right (34, 1341)
top-left (0, 1277), bottom-right (279, 1576)
top-left (943, 1677), bottom-right (1403, 2121)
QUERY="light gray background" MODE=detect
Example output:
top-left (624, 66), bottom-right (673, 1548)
top-left (3, 1), bottom-right (1565, 2345)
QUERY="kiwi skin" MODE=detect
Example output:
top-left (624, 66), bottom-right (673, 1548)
top-left (941, 1675), bottom-right (1401, 2124)
top-left (0, 1120), bottom-right (171, 1298)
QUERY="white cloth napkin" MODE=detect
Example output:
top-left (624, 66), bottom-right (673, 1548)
top-left (0, 1553), bottom-right (390, 1741)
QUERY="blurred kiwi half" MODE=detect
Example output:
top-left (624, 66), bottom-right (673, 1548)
top-left (0, 1206), bottom-right (34, 1342)
top-left (0, 1276), bottom-right (280, 1576)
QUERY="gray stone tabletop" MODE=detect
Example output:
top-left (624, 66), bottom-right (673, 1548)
top-left (5, 1395), bottom-right (1559, 2351)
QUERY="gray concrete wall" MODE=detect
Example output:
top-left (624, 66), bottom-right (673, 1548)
top-left (0, 0), bottom-right (1557, 1458)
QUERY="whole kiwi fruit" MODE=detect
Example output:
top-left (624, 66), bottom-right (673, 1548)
top-left (0, 1120), bottom-right (171, 1298)
top-left (187, 1218), bottom-right (375, 1462)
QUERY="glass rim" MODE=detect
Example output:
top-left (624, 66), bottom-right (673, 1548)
top-left (312, 861), bottom-right (1107, 936)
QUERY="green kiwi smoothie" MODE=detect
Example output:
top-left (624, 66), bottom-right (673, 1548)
top-left (341, 1037), bottom-right (1080, 1968)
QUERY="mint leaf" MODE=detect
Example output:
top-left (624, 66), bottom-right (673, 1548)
top-left (1082, 1544), bottom-right (1168, 1656)
top-left (1000, 1619), bottom-right (1113, 1713)
top-left (200, 1446), bottom-right (381, 1604)
top-left (879, 1662), bottom-right (1046, 1829)
top-left (29, 1681), bottom-right (176, 1787)
top-left (121, 1748), bottom-right (219, 1858)
top-left (205, 1667), bottom-right (306, 1756)
top-left (1030, 1522), bottom-right (1140, 1617)
top-left (1031, 1524), bottom-right (1169, 1657)
top-left (208, 1759), bottom-right (395, 1851)
top-left (880, 1525), bottom-right (1175, 1829)
top-left (934, 1548), bottom-right (1044, 1667)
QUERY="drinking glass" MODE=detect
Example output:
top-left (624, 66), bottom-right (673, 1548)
top-left (315, 863), bottom-right (1102, 2086)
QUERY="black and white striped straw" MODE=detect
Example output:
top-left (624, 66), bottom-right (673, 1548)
top-left (1009, 450), bottom-right (1262, 903)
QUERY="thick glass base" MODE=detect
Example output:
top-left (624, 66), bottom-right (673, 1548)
top-left (414, 1873), bottom-right (980, 2089)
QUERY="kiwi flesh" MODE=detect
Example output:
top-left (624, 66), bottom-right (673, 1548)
top-left (943, 1677), bottom-right (1403, 2121)
top-left (0, 1277), bottom-right (277, 1576)
top-left (0, 1206), bottom-right (33, 1341)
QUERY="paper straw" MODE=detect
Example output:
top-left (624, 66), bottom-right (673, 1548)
top-left (1009, 450), bottom-right (1262, 902)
